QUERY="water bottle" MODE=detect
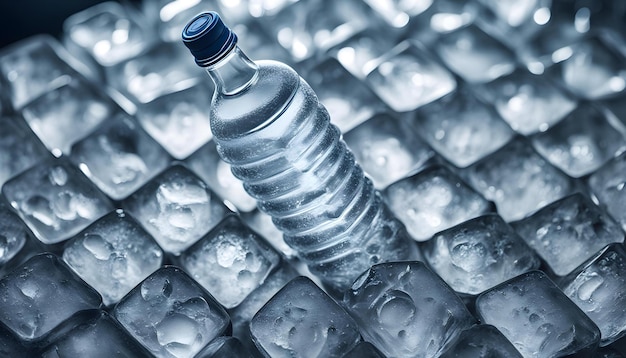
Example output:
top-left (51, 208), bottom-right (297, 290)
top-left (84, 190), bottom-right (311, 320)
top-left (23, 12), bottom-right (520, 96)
top-left (182, 12), bottom-right (417, 290)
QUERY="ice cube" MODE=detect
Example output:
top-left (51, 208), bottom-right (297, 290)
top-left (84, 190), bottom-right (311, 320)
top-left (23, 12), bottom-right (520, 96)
top-left (476, 68), bottom-right (577, 135)
top-left (435, 24), bottom-right (516, 83)
top-left (194, 336), bottom-right (253, 358)
top-left (21, 78), bottom-right (121, 156)
top-left (70, 113), bottom-right (171, 200)
top-left (114, 266), bottom-right (230, 358)
top-left (476, 270), bottom-right (600, 358)
top-left (343, 261), bottom-right (476, 358)
top-left (62, 210), bottom-right (163, 305)
top-left (250, 276), bottom-right (361, 357)
top-left (123, 164), bottom-right (232, 255)
top-left (0, 323), bottom-right (32, 358)
top-left (0, 253), bottom-right (102, 342)
top-left (41, 310), bottom-right (151, 358)
top-left (589, 152), bottom-right (626, 231)
top-left (304, 57), bottom-right (385, 133)
top-left (422, 214), bottom-right (540, 295)
top-left (63, 1), bottom-right (150, 67)
top-left (512, 193), bottom-right (623, 276)
top-left (413, 87), bottom-right (515, 168)
top-left (230, 22), bottom-right (293, 65)
top-left (0, 116), bottom-right (48, 187)
top-left (179, 215), bottom-right (281, 308)
top-left (185, 140), bottom-right (257, 212)
top-left (327, 29), bottom-right (398, 79)
top-left (405, 0), bottom-right (478, 46)
top-left (530, 103), bottom-right (626, 178)
top-left (364, 0), bottom-right (433, 28)
top-left (384, 165), bottom-right (493, 241)
top-left (365, 40), bottom-right (456, 112)
top-left (135, 84), bottom-right (213, 159)
top-left (464, 137), bottom-right (574, 221)
top-left (344, 113), bottom-right (434, 188)
top-left (2, 157), bottom-right (113, 245)
top-left (440, 324), bottom-right (523, 358)
top-left (475, 0), bottom-right (551, 46)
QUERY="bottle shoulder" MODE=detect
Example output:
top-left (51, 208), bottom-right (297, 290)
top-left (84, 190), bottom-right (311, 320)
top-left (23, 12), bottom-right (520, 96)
top-left (210, 60), bottom-right (302, 140)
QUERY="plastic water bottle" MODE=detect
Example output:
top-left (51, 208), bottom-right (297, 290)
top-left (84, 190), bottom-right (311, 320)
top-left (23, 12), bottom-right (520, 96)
top-left (182, 12), bottom-right (416, 290)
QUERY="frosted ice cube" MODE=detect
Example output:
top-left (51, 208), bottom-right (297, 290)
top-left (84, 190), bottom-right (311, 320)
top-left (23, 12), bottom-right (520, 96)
top-left (343, 261), bottom-right (475, 358)
top-left (194, 336), bottom-right (252, 358)
top-left (384, 165), bottom-right (493, 241)
top-left (179, 215), bottom-right (280, 308)
top-left (0, 116), bottom-right (48, 187)
top-left (440, 325), bottom-right (522, 358)
top-left (62, 210), bottom-right (163, 305)
top-left (531, 103), bottom-right (626, 178)
top-left (0, 254), bottom-right (101, 342)
top-left (70, 113), bottom-right (171, 200)
top-left (589, 152), bottom-right (626, 231)
top-left (343, 341), bottom-right (386, 358)
top-left (305, 58), bottom-right (384, 133)
top-left (123, 164), bottom-right (231, 255)
top-left (327, 29), bottom-right (398, 79)
top-left (114, 266), bottom-right (230, 358)
top-left (364, 0), bottom-right (433, 28)
top-left (186, 140), bottom-right (257, 212)
top-left (135, 84), bottom-right (213, 159)
top-left (476, 68), bottom-right (577, 135)
top-left (21, 78), bottom-right (120, 156)
top-left (2, 158), bottom-right (113, 245)
top-left (365, 40), bottom-right (456, 112)
top-left (250, 276), bottom-right (360, 357)
top-left (476, 271), bottom-right (600, 358)
top-left (422, 214), bottom-right (540, 295)
top-left (63, 1), bottom-right (149, 67)
top-left (413, 87), bottom-right (515, 168)
top-left (560, 244), bottom-right (626, 346)
top-left (344, 113), bottom-right (434, 188)
top-left (41, 310), bottom-right (151, 358)
top-left (512, 193), bottom-right (623, 276)
top-left (435, 24), bottom-right (516, 83)
top-left (465, 137), bottom-right (574, 221)
top-left (106, 42), bottom-right (201, 104)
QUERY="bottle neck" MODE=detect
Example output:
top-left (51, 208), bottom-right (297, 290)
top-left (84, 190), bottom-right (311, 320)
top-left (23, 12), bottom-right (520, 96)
top-left (206, 46), bottom-right (259, 95)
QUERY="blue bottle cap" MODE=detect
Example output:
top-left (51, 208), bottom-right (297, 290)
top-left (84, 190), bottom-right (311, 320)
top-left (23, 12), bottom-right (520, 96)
top-left (182, 11), bottom-right (238, 67)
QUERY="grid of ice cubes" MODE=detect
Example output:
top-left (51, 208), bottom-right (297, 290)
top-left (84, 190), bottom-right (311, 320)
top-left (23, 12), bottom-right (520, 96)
top-left (0, 0), bottom-right (625, 356)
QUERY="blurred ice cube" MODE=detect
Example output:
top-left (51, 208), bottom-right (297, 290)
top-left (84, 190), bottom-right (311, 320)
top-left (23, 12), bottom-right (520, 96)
top-left (512, 193), bottom-right (623, 276)
top-left (0, 116), bottom-right (49, 187)
top-left (2, 158), bottom-right (112, 245)
top-left (63, 2), bottom-right (150, 67)
top-left (343, 261), bottom-right (475, 357)
top-left (70, 113), bottom-right (171, 200)
top-left (476, 68), bottom-right (577, 135)
top-left (421, 214), bottom-right (540, 295)
top-left (384, 165), bottom-right (493, 241)
top-left (476, 0), bottom-right (552, 46)
top-left (250, 276), bottom-right (360, 357)
top-left (143, 0), bottom-right (221, 43)
top-left (62, 210), bottom-right (163, 305)
top-left (465, 137), bottom-right (574, 221)
top-left (106, 42), bottom-right (201, 104)
top-left (21, 78), bottom-right (120, 156)
top-left (364, 0), bottom-right (433, 28)
top-left (114, 266), bottom-right (230, 358)
top-left (439, 325), bottom-right (523, 358)
top-left (530, 103), bottom-right (626, 178)
top-left (406, 0), bottom-right (478, 46)
top-left (123, 164), bottom-right (231, 255)
top-left (179, 215), bottom-right (280, 308)
top-left (413, 87), bottom-right (515, 168)
top-left (135, 84), bottom-right (213, 159)
top-left (0, 254), bottom-right (101, 342)
top-left (435, 24), bottom-right (516, 83)
top-left (186, 140), bottom-right (257, 212)
top-left (560, 244), bottom-right (626, 346)
top-left (230, 22), bottom-right (293, 64)
top-left (344, 113), bottom-right (434, 188)
top-left (305, 58), bottom-right (384, 133)
top-left (476, 271), bottom-right (600, 358)
top-left (365, 40), bottom-right (456, 112)
top-left (41, 310), bottom-right (151, 358)
top-left (589, 152), bottom-right (626, 231)
top-left (327, 29), bottom-right (398, 79)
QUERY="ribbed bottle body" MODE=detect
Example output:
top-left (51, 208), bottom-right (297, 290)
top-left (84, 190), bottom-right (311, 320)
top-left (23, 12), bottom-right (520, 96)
top-left (211, 59), bottom-right (416, 290)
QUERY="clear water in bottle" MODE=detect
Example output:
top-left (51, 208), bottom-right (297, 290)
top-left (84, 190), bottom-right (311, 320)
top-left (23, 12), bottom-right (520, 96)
top-left (182, 12), bottom-right (416, 290)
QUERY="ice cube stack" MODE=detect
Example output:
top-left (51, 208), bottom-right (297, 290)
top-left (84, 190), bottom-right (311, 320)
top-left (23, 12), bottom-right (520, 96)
top-left (0, 0), bottom-right (626, 357)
